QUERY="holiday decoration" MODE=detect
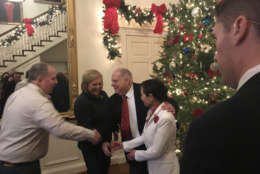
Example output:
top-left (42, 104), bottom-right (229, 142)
top-left (24, 18), bottom-right (34, 36)
top-left (151, 3), bottom-right (167, 34)
top-left (0, 6), bottom-right (65, 47)
top-left (103, 0), bottom-right (121, 35)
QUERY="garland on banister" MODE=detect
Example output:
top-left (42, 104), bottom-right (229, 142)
top-left (103, 0), bottom-right (171, 60)
top-left (0, 6), bottom-right (66, 47)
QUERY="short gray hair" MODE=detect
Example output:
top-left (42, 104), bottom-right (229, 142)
top-left (117, 68), bottom-right (132, 80)
top-left (81, 69), bottom-right (102, 92)
top-left (28, 63), bottom-right (49, 82)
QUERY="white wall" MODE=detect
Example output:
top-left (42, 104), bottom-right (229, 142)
top-left (75, 0), bottom-right (178, 96)
top-left (23, 0), bottom-right (52, 18)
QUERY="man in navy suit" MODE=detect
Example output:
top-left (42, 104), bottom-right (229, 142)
top-left (181, 0), bottom-right (260, 174)
top-left (102, 68), bottom-right (178, 174)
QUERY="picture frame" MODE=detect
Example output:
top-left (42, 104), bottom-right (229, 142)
top-left (0, 0), bottom-right (23, 24)
top-left (34, 0), bottom-right (65, 5)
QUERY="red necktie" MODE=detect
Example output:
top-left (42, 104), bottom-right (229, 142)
top-left (120, 95), bottom-right (132, 141)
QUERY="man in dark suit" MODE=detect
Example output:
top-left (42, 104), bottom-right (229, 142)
top-left (180, 0), bottom-right (260, 174)
top-left (102, 68), bottom-right (178, 174)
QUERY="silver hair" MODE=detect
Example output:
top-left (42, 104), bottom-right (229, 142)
top-left (117, 68), bottom-right (133, 80)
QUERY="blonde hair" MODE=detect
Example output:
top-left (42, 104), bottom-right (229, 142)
top-left (81, 69), bottom-right (102, 92)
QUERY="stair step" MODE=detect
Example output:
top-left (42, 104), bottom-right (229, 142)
top-left (49, 35), bottom-right (61, 38)
top-left (41, 40), bottom-right (52, 42)
top-left (13, 54), bottom-right (26, 57)
top-left (0, 65), bottom-right (7, 68)
top-left (3, 59), bottom-right (16, 63)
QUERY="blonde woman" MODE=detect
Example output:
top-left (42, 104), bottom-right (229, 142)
top-left (74, 70), bottom-right (110, 174)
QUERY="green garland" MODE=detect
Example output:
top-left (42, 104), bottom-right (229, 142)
top-left (0, 6), bottom-right (66, 47)
top-left (103, 0), bottom-right (172, 60)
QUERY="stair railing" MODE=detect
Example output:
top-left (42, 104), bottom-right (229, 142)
top-left (0, 6), bottom-right (67, 68)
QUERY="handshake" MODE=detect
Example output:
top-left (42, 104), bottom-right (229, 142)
top-left (102, 141), bottom-right (136, 161)
top-left (102, 141), bottom-right (123, 157)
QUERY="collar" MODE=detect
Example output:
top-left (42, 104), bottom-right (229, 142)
top-left (237, 64), bottom-right (260, 90)
top-left (28, 83), bottom-right (51, 99)
top-left (150, 103), bottom-right (160, 115)
top-left (125, 85), bottom-right (134, 99)
top-left (146, 102), bottom-right (164, 122)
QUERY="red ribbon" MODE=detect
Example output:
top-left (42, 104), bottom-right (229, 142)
top-left (103, 0), bottom-right (121, 35)
top-left (24, 18), bottom-right (34, 36)
top-left (151, 3), bottom-right (167, 34)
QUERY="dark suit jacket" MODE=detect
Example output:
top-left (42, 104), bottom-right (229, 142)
top-left (180, 73), bottom-right (260, 174)
top-left (105, 83), bottom-right (148, 142)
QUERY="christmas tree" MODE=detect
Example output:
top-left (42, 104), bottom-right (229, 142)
top-left (152, 0), bottom-right (234, 152)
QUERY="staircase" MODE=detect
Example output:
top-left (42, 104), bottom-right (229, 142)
top-left (0, 7), bottom-right (67, 73)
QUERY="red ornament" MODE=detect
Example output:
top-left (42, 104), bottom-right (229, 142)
top-left (153, 115), bottom-right (159, 123)
top-left (192, 108), bottom-right (204, 118)
top-left (190, 73), bottom-right (198, 79)
top-left (136, 8), bottom-right (141, 14)
top-left (24, 18), bottom-right (34, 36)
top-left (179, 24), bottom-right (184, 30)
top-left (183, 34), bottom-right (193, 42)
top-left (173, 35), bottom-right (180, 45)
top-left (199, 33), bottom-right (203, 39)
top-left (151, 3), bottom-right (167, 34)
top-left (103, 0), bottom-right (121, 35)
top-left (208, 69), bottom-right (220, 78)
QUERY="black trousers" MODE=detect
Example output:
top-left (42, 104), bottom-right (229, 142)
top-left (0, 160), bottom-right (41, 174)
top-left (128, 160), bottom-right (148, 174)
top-left (81, 147), bottom-right (110, 174)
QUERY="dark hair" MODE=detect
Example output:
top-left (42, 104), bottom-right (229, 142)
top-left (216, 0), bottom-right (260, 35)
top-left (141, 79), bottom-right (168, 102)
top-left (28, 63), bottom-right (49, 82)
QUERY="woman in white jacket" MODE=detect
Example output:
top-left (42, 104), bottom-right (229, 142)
top-left (122, 79), bottom-right (179, 174)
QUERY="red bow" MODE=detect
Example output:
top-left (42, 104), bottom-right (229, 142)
top-left (151, 3), bottom-right (167, 34)
top-left (208, 69), bottom-right (220, 78)
top-left (103, 0), bottom-right (121, 35)
top-left (24, 18), bottom-right (34, 36)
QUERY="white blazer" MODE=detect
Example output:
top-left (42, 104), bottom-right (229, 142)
top-left (123, 103), bottom-right (179, 174)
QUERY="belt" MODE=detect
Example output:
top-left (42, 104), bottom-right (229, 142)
top-left (0, 161), bottom-right (17, 167)
top-left (0, 160), bottom-right (38, 167)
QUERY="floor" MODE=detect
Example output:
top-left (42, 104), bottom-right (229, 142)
top-left (79, 163), bottom-right (129, 174)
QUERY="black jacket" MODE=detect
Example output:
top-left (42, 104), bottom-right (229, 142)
top-left (180, 73), bottom-right (260, 174)
top-left (74, 90), bottom-right (109, 149)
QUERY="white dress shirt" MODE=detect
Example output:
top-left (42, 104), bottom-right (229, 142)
top-left (0, 83), bottom-right (95, 163)
top-left (125, 85), bottom-right (140, 138)
top-left (237, 64), bottom-right (260, 90)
